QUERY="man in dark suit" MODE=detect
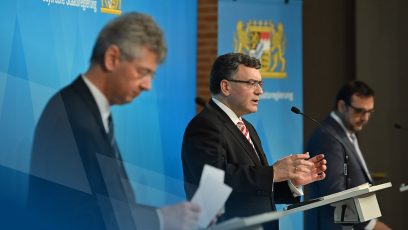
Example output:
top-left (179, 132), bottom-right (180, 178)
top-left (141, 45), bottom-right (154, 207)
top-left (28, 12), bottom-right (200, 230)
top-left (305, 81), bottom-right (391, 230)
top-left (182, 53), bottom-right (327, 230)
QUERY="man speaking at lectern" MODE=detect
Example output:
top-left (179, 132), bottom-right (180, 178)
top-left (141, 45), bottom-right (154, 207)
top-left (305, 81), bottom-right (391, 230)
top-left (182, 53), bottom-right (327, 230)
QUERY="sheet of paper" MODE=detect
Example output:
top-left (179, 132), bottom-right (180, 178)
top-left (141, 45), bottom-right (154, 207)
top-left (191, 165), bottom-right (232, 228)
top-left (200, 164), bottom-right (225, 185)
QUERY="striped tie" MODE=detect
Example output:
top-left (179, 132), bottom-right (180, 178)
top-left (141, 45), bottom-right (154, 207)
top-left (237, 119), bottom-right (261, 162)
top-left (236, 119), bottom-right (254, 147)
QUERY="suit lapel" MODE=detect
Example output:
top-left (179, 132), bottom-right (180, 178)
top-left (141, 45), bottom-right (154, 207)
top-left (207, 101), bottom-right (263, 166)
top-left (70, 77), bottom-right (136, 201)
top-left (245, 121), bottom-right (269, 165)
top-left (326, 116), bottom-right (372, 183)
top-left (70, 77), bottom-right (114, 155)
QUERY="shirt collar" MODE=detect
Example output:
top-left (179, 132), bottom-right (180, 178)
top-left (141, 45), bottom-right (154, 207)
top-left (82, 75), bottom-right (111, 132)
top-left (212, 97), bottom-right (241, 125)
top-left (330, 111), bottom-right (354, 141)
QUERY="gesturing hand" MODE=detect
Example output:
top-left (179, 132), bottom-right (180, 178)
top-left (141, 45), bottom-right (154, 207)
top-left (272, 152), bottom-right (326, 186)
top-left (290, 153), bottom-right (327, 187)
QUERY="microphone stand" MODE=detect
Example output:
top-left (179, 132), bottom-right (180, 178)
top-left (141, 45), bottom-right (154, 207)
top-left (394, 123), bottom-right (408, 132)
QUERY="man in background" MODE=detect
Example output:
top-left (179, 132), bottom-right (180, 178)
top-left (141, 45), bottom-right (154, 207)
top-left (29, 12), bottom-right (200, 230)
top-left (182, 53), bottom-right (327, 230)
top-left (305, 81), bottom-right (391, 230)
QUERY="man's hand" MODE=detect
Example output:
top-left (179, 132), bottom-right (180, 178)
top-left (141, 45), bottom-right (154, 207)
top-left (273, 152), bottom-right (327, 186)
top-left (290, 153), bottom-right (327, 187)
top-left (209, 210), bottom-right (223, 227)
top-left (159, 202), bottom-right (201, 230)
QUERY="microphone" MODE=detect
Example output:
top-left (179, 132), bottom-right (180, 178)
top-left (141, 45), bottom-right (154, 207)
top-left (291, 106), bottom-right (350, 189)
top-left (195, 97), bottom-right (206, 107)
top-left (394, 123), bottom-right (408, 132)
top-left (291, 106), bottom-right (321, 125)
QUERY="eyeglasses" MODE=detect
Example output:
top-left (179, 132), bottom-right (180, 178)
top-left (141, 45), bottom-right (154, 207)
top-left (347, 104), bottom-right (375, 116)
top-left (121, 50), bottom-right (156, 79)
top-left (136, 66), bottom-right (156, 79)
top-left (227, 79), bottom-right (263, 89)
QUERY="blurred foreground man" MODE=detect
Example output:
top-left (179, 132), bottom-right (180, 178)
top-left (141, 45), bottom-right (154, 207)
top-left (29, 12), bottom-right (200, 230)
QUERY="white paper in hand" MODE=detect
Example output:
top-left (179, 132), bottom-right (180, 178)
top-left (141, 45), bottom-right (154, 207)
top-left (191, 165), bottom-right (232, 228)
top-left (200, 164), bottom-right (225, 184)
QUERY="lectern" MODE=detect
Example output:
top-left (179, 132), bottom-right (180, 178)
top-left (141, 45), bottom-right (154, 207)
top-left (209, 182), bottom-right (392, 230)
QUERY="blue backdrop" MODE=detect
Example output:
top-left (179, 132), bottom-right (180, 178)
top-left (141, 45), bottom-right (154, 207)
top-left (0, 0), bottom-right (197, 223)
top-left (218, 0), bottom-right (304, 229)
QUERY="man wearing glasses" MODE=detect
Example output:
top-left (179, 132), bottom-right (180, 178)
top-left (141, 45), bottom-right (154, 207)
top-left (305, 81), bottom-right (391, 230)
top-left (182, 53), bottom-right (327, 230)
top-left (29, 12), bottom-right (200, 230)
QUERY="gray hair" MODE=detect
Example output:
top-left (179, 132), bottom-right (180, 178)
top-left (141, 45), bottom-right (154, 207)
top-left (90, 12), bottom-right (167, 65)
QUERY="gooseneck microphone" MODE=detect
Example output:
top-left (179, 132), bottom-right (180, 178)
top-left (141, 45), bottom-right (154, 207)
top-left (290, 106), bottom-right (321, 125)
top-left (394, 123), bottom-right (408, 132)
top-left (291, 106), bottom-right (350, 189)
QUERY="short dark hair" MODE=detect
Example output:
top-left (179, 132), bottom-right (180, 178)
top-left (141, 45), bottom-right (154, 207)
top-left (90, 12), bottom-right (167, 66)
top-left (335, 80), bottom-right (375, 109)
top-left (209, 53), bottom-right (261, 95)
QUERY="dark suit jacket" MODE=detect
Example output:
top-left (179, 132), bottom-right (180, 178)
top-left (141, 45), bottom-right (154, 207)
top-left (182, 100), bottom-right (298, 230)
top-left (28, 77), bottom-right (159, 230)
top-left (305, 115), bottom-right (373, 230)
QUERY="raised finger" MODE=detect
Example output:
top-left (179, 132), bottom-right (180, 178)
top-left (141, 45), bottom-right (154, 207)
top-left (312, 159), bottom-right (326, 169)
top-left (314, 172), bottom-right (326, 180)
top-left (311, 165), bottom-right (326, 174)
top-left (317, 159), bottom-right (327, 167)
top-left (293, 152), bottom-right (310, 160)
top-left (308, 154), bottom-right (325, 163)
top-left (312, 160), bottom-right (327, 172)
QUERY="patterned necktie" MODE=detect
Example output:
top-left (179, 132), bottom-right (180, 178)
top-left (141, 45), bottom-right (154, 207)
top-left (350, 133), bottom-right (373, 183)
top-left (236, 119), bottom-right (263, 163)
top-left (237, 118), bottom-right (262, 162)
top-left (236, 119), bottom-right (254, 146)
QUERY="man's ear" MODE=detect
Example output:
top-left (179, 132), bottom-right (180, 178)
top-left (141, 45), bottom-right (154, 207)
top-left (220, 80), bottom-right (231, 96)
top-left (338, 100), bottom-right (346, 113)
top-left (104, 45), bottom-right (121, 71)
